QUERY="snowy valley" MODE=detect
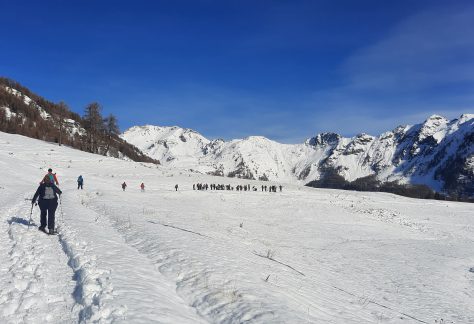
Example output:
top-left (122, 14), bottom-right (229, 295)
top-left (0, 131), bottom-right (473, 323)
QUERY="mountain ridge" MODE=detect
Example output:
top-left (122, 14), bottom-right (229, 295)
top-left (121, 114), bottom-right (474, 197)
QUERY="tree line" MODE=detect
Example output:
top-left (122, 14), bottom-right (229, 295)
top-left (306, 169), bottom-right (474, 203)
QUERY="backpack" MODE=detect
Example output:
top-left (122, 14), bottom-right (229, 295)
top-left (43, 186), bottom-right (55, 200)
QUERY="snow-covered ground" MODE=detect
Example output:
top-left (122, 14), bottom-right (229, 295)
top-left (0, 131), bottom-right (473, 323)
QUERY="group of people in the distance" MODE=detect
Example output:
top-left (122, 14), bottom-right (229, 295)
top-left (121, 182), bottom-right (282, 192)
top-left (121, 182), bottom-right (180, 192)
top-left (193, 183), bottom-right (283, 192)
top-left (121, 182), bottom-right (150, 191)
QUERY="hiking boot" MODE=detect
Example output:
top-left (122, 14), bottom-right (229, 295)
top-left (48, 228), bottom-right (55, 235)
top-left (38, 226), bottom-right (46, 232)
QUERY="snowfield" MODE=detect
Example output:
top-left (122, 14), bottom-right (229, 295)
top-left (0, 131), bottom-right (473, 323)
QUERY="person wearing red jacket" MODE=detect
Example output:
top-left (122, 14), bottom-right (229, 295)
top-left (41, 168), bottom-right (59, 186)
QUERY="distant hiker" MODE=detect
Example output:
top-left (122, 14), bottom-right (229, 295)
top-left (41, 168), bottom-right (59, 186)
top-left (193, 184), bottom-right (196, 190)
top-left (175, 184), bottom-right (178, 191)
top-left (122, 182), bottom-right (127, 191)
top-left (140, 183), bottom-right (145, 192)
top-left (279, 185), bottom-right (283, 192)
top-left (77, 175), bottom-right (84, 190)
top-left (32, 175), bottom-right (62, 235)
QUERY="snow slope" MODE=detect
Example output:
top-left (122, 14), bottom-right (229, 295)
top-left (4, 86), bottom-right (51, 120)
top-left (122, 114), bottom-right (474, 196)
top-left (1, 85), bottom-right (86, 137)
top-left (0, 131), bottom-right (473, 323)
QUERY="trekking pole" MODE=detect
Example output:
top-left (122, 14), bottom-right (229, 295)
top-left (28, 203), bottom-right (34, 230)
top-left (59, 195), bottom-right (64, 225)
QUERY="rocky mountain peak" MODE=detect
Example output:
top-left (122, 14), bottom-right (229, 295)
top-left (121, 114), bottom-right (474, 197)
top-left (306, 132), bottom-right (341, 147)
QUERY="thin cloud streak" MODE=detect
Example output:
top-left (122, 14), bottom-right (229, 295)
top-left (115, 6), bottom-right (474, 143)
top-left (299, 6), bottom-right (474, 139)
top-left (341, 6), bottom-right (474, 92)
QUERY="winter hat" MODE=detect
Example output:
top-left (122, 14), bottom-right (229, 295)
top-left (48, 168), bottom-right (53, 172)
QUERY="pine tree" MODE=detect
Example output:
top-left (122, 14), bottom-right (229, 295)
top-left (83, 102), bottom-right (103, 153)
top-left (103, 114), bottom-right (119, 155)
top-left (56, 101), bottom-right (68, 146)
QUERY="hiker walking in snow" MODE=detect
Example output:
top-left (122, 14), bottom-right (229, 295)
top-left (41, 168), bottom-right (59, 186)
top-left (279, 185), bottom-right (283, 192)
top-left (32, 175), bottom-right (62, 235)
top-left (77, 175), bottom-right (84, 190)
top-left (140, 183), bottom-right (145, 192)
top-left (122, 182), bottom-right (127, 191)
top-left (175, 184), bottom-right (178, 191)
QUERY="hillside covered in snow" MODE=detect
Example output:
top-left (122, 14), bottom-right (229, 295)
top-left (121, 114), bottom-right (474, 198)
top-left (0, 77), bottom-right (157, 164)
top-left (0, 131), bottom-right (473, 323)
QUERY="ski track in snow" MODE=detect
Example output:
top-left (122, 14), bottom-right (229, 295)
top-left (0, 193), bottom-right (77, 323)
top-left (0, 191), bottom-right (125, 323)
top-left (63, 190), bottom-right (207, 324)
top-left (57, 214), bottom-right (127, 323)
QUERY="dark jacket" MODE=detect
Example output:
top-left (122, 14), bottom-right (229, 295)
top-left (32, 183), bottom-right (62, 204)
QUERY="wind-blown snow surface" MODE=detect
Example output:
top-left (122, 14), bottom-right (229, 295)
top-left (121, 115), bottom-right (474, 195)
top-left (0, 131), bottom-right (473, 323)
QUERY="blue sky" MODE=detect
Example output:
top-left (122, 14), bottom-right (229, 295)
top-left (1, 1), bottom-right (473, 143)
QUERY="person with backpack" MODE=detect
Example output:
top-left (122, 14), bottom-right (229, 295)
top-left (41, 168), bottom-right (59, 186)
top-left (175, 184), bottom-right (178, 191)
top-left (122, 182), bottom-right (127, 191)
top-left (32, 175), bottom-right (62, 235)
top-left (77, 175), bottom-right (84, 190)
top-left (140, 183), bottom-right (145, 192)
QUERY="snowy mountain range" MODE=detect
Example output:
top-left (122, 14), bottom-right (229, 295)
top-left (121, 114), bottom-right (474, 197)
